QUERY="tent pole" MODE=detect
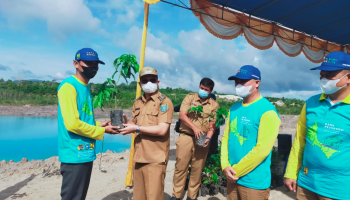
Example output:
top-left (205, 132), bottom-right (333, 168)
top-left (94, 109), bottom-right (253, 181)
top-left (125, 2), bottom-right (150, 188)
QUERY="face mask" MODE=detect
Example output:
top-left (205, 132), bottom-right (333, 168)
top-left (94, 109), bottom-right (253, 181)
top-left (198, 89), bottom-right (209, 98)
top-left (141, 82), bottom-right (158, 93)
top-left (320, 73), bottom-right (348, 95)
top-left (79, 65), bottom-right (98, 79)
top-left (235, 84), bottom-right (255, 97)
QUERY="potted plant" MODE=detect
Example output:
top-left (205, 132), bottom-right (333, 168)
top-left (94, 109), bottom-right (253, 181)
top-left (92, 54), bottom-right (139, 171)
top-left (93, 54), bottom-right (139, 127)
top-left (187, 106), bottom-right (228, 147)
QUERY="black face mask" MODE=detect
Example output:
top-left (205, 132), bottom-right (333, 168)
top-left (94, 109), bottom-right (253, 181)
top-left (79, 65), bottom-right (98, 79)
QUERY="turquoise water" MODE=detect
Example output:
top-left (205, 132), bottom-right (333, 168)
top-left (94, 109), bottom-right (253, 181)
top-left (0, 116), bottom-right (131, 162)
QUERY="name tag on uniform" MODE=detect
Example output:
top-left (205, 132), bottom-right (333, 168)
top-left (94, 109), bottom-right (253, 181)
top-left (135, 108), bottom-right (140, 110)
top-left (161, 104), bottom-right (168, 112)
top-left (191, 103), bottom-right (197, 106)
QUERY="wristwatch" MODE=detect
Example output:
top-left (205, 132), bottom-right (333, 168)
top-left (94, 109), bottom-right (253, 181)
top-left (136, 126), bottom-right (141, 134)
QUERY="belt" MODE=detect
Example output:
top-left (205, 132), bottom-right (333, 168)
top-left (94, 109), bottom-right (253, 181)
top-left (180, 132), bottom-right (194, 137)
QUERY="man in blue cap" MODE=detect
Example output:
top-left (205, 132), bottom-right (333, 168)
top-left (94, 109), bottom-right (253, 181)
top-left (57, 48), bottom-right (119, 200)
top-left (221, 65), bottom-right (281, 200)
top-left (284, 51), bottom-right (350, 200)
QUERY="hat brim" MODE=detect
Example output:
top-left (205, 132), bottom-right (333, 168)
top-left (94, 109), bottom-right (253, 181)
top-left (77, 58), bottom-right (105, 65)
top-left (310, 64), bottom-right (348, 71)
top-left (228, 74), bottom-right (254, 81)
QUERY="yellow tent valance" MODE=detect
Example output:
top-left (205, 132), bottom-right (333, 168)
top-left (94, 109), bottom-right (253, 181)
top-left (143, 0), bottom-right (161, 4)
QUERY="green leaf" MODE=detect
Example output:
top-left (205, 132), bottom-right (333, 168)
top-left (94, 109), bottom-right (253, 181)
top-left (213, 173), bottom-right (218, 184)
top-left (203, 180), bottom-right (208, 184)
top-left (107, 78), bottom-right (113, 85)
top-left (92, 95), bottom-right (99, 109)
top-left (111, 70), bottom-right (118, 79)
top-left (104, 90), bottom-right (110, 100)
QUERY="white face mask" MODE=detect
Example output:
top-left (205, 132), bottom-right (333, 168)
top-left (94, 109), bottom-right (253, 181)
top-left (320, 73), bottom-right (348, 95)
top-left (235, 83), bottom-right (256, 97)
top-left (141, 82), bottom-right (158, 93)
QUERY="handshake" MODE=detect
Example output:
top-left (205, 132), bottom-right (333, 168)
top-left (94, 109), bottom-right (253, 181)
top-left (98, 114), bottom-right (137, 135)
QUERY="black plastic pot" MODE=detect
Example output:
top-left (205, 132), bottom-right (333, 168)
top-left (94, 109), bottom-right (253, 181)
top-left (219, 186), bottom-right (227, 197)
top-left (209, 185), bottom-right (219, 196)
top-left (195, 132), bottom-right (207, 147)
top-left (110, 110), bottom-right (123, 128)
top-left (200, 184), bottom-right (209, 197)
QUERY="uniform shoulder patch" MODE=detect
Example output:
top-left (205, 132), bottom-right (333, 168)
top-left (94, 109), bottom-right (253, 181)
top-left (160, 103), bottom-right (168, 112)
top-left (158, 93), bottom-right (166, 101)
top-left (135, 96), bottom-right (142, 101)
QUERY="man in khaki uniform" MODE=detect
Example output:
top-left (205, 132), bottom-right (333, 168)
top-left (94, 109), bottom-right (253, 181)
top-left (119, 67), bottom-right (174, 200)
top-left (171, 78), bottom-right (219, 200)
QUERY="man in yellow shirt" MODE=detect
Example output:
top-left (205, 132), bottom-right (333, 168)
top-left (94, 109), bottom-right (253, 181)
top-left (58, 48), bottom-right (118, 200)
top-left (221, 65), bottom-right (281, 200)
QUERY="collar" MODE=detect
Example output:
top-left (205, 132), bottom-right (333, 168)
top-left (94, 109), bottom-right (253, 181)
top-left (242, 95), bottom-right (263, 107)
top-left (319, 93), bottom-right (350, 104)
top-left (72, 75), bottom-right (87, 86)
top-left (195, 93), bottom-right (211, 105)
top-left (141, 91), bottom-right (159, 102)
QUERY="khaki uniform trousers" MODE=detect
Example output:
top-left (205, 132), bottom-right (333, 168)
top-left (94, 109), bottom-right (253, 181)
top-left (227, 182), bottom-right (270, 200)
top-left (133, 162), bottom-right (166, 200)
top-left (172, 134), bottom-right (210, 199)
top-left (297, 186), bottom-right (334, 200)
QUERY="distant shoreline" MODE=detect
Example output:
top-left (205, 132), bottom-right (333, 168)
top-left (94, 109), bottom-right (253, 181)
top-left (0, 105), bottom-right (130, 118)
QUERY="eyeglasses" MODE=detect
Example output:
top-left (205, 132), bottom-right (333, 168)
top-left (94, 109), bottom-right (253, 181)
top-left (140, 78), bottom-right (158, 84)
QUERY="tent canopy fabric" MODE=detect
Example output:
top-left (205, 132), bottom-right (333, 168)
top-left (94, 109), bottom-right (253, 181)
top-left (209, 0), bottom-right (350, 45)
top-left (185, 0), bottom-right (350, 63)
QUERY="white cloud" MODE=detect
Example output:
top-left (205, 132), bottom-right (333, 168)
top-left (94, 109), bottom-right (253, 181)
top-left (0, 0), bottom-right (102, 40)
top-left (115, 26), bottom-right (179, 66)
top-left (55, 72), bottom-right (65, 80)
top-left (145, 47), bottom-right (170, 65)
top-left (88, 0), bottom-right (143, 24)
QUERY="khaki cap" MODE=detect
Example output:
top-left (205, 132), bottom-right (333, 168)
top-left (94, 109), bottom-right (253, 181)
top-left (139, 67), bottom-right (158, 78)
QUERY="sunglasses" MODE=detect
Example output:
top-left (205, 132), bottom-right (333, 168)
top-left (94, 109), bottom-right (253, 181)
top-left (140, 78), bottom-right (158, 84)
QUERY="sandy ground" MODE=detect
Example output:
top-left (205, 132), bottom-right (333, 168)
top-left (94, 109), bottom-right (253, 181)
top-left (0, 105), bottom-right (299, 200)
top-left (0, 151), bottom-right (296, 200)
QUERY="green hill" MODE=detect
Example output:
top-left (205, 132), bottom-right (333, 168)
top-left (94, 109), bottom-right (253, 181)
top-left (0, 79), bottom-right (304, 115)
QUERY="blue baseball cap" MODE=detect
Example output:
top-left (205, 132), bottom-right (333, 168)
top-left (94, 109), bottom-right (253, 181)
top-left (228, 65), bottom-right (261, 81)
top-left (75, 48), bottom-right (105, 65)
top-left (311, 51), bottom-right (350, 71)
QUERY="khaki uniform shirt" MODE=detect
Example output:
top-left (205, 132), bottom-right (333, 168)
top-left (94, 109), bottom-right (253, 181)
top-left (132, 91), bottom-right (174, 164)
top-left (179, 93), bottom-right (219, 135)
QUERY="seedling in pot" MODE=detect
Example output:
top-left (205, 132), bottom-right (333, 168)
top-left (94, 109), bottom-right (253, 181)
top-left (187, 105), bottom-right (228, 147)
top-left (92, 54), bottom-right (139, 170)
top-left (93, 54), bottom-right (139, 127)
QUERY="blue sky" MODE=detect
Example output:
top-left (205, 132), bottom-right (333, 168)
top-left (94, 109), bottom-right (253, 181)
top-left (0, 0), bottom-right (322, 99)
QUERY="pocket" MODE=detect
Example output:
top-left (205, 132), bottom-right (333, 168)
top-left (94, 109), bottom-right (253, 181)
top-left (146, 109), bottom-right (159, 125)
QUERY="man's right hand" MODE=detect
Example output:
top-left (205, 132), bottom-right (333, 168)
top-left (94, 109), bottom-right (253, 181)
top-left (105, 126), bottom-right (120, 135)
top-left (192, 126), bottom-right (204, 139)
top-left (284, 178), bottom-right (297, 192)
top-left (223, 166), bottom-right (239, 183)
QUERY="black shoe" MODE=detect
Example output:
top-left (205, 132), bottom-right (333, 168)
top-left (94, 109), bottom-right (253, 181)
top-left (186, 197), bottom-right (197, 200)
top-left (170, 197), bottom-right (180, 200)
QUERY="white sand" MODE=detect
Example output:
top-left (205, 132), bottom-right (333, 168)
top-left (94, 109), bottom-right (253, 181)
top-left (0, 150), bottom-right (297, 200)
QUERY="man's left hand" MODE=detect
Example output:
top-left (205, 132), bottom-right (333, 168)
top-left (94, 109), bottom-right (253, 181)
top-left (119, 124), bottom-right (137, 135)
top-left (99, 120), bottom-right (111, 127)
top-left (203, 138), bottom-right (210, 147)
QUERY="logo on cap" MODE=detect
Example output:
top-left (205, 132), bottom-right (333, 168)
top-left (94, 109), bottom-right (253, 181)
top-left (323, 57), bottom-right (337, 64)
top-left (87, 52), bottom-right (95, 56)
top-left (240, 69), bottom-right (248, 74)
top-left (77, 53), bottom-right (80, 59)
